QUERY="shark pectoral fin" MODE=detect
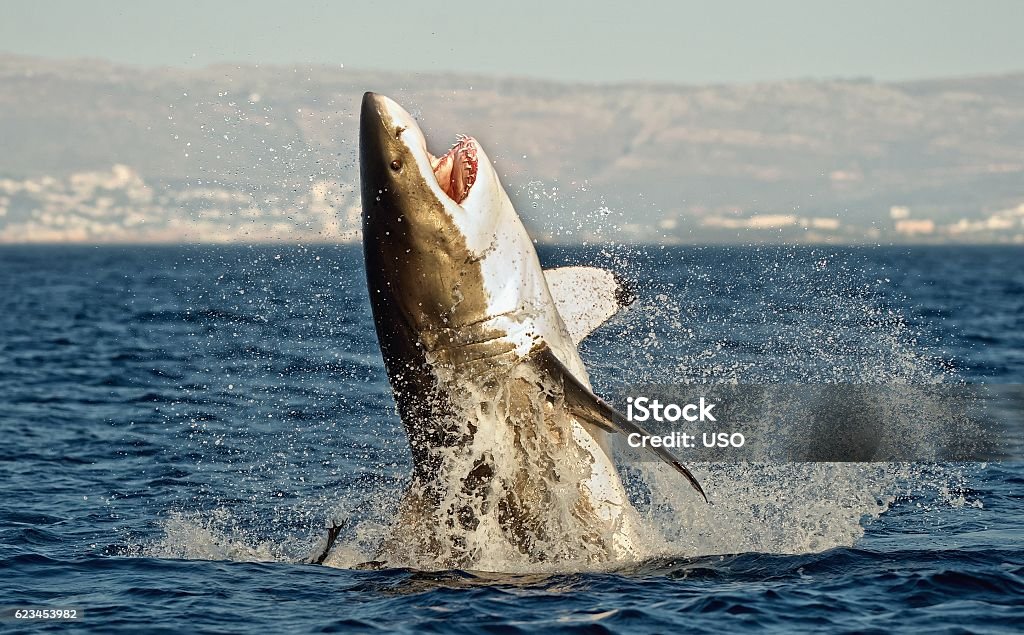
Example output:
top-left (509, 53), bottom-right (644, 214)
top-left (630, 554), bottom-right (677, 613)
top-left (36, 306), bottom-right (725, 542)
top-left (534, 347), bottom-right (709, 504)
top-left (544, 267), bottom-right (634, 344)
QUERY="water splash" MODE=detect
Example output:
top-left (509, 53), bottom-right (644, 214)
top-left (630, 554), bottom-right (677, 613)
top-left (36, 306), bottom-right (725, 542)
top-left (143, 244), bottom-right (979, 573)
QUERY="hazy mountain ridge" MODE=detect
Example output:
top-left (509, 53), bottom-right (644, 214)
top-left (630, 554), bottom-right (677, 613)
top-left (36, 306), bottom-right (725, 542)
top-left (1, 53), bottom-right (1022, 243)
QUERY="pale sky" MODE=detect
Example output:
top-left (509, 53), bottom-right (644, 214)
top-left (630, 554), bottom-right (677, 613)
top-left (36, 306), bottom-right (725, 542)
top-left (3, 0), bottom-right (1023, 84)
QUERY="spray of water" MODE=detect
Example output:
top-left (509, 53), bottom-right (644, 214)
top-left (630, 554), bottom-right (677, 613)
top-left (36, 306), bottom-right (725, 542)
top-left (141, 97), bottom-right (977, 572)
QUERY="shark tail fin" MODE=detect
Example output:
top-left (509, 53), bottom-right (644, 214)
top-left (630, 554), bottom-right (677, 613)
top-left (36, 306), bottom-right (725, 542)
top-left (305, 522), bottom-right (343, 565)
top-left (532, 346), bottom-right (709, 504)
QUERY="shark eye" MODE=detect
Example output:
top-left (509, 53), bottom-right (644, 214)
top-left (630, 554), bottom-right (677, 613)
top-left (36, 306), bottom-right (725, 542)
top-left (390, 159), bottom-right (402, 171)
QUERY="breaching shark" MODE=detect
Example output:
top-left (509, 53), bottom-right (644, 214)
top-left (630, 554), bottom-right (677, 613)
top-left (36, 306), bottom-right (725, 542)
top-left (339, 92), bottom-right (706, 569)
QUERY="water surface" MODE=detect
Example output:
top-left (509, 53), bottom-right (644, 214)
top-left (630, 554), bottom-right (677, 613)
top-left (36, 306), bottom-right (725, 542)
top-left (1, 245), bottom-right (1021, 633)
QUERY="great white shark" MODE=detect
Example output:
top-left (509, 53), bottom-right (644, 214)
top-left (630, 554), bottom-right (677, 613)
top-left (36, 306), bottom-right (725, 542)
top-left (342, 92), bottom-right (706, 569)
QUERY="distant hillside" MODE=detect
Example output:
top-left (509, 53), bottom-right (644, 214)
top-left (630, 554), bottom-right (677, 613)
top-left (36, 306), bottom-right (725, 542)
top-left (1, 54), bottom-right (1022, 243)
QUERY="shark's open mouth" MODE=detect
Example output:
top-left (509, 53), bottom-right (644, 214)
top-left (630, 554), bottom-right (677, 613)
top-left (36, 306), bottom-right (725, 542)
top-left (429, 135), bottom-right (478, 204)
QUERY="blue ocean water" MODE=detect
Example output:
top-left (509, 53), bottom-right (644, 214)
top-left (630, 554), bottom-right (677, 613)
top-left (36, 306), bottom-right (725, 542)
top-left (1, 244), bottom-right (1021, 633)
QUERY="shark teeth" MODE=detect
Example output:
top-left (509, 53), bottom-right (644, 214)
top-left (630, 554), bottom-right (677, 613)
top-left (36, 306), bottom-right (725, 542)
top-left (431, 135), bottom-right (479, 204)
